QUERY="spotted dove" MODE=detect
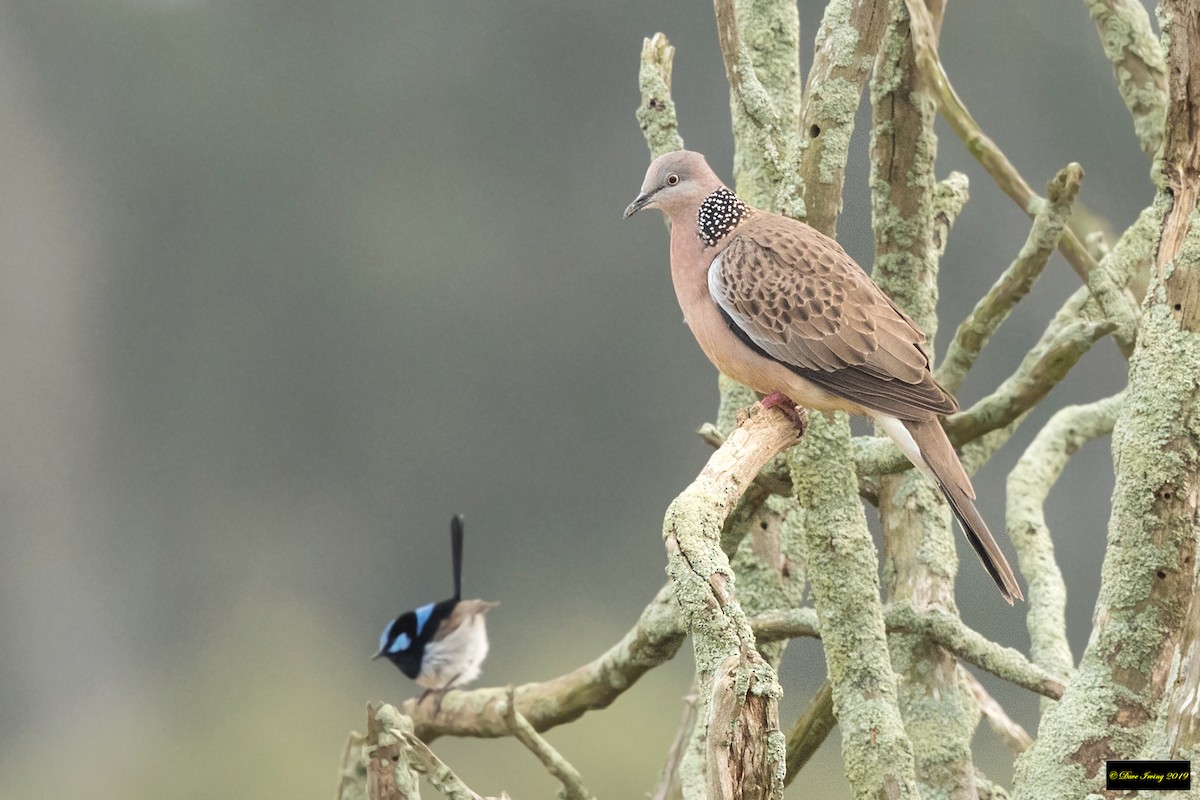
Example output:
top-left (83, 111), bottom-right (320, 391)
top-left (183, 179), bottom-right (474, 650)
top-left (625, 150), bottom-right (1023, 604)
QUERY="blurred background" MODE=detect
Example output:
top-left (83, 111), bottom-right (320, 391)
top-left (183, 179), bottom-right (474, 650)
top-left (0, 1), bottom-right (1154, 797)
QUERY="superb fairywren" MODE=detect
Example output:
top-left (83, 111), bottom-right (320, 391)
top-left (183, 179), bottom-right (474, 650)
top-left (373, 515), bottom-right (497, 696)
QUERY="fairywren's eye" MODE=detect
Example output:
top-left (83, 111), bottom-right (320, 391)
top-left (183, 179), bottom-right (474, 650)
top-left (666, 173), bottom-right (680, 186)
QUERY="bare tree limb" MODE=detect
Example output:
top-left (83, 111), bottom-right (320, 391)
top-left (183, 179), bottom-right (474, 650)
top-left (651, 687), bottom-right (699, 800)
top-left (1007, 393), bottom-right (1123, 708)
top-left (962, 670), bottom-right (1033, 754)
top-left (1157, 2), bottom-right (1200, 334)
top-left (783, 680), bottom-right (836, 785)
top-left (1084, 0), bottom-right (1169, 160)
top-left (901, 0), bottom-right (1140, 345)
top-left (938, 164), bottom-right (1084, 394)
top-left (636, 34), bottom-right (685, 159)
top-left (503, 688), bottom-right (595, 800)
top-left (797, 0), bottom-right (891, 231)
top-left (1162, 574), bottom-right (1200, 760)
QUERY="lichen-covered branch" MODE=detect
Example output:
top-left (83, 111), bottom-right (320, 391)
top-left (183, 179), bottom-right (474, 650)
top-left (714, 0), bottom-right (785, 135)
top-left (797, 0), bottom-right (891, 231)
top-left (352, 705), bottom-right (502, 800)
top-left (1006, 393), bottom-right (1123, 708)
top-left (752, 605), bottom-right (1067, 699)
top-left (714, 0), bottom-right (794, 207)
top-left (962, 669), bottom-right (1033, 753)
top-left (869, 0), bottom-right (980, 795)
top-left (724, 0), bottom-right (802, 211)
top-left (403, 584), bottom-right (685, 742)
top-left (1013, 258), bottom-right (1200, 798)
top-left (885, 604), bottom-right (1067, 700)
top-left (1013, 7), bottom-right (1200, 789)
top-left (901, 0), bottom-right (1138, 336)
top-left (636, 34), bottom-right (685, 159)
top-left (854, 295), bottom-right (1117, 478)
top-left (1084, 0), bottom-right (1168, 160)
top-left (664, 404), bottom-right (803, 799)
top-left (788, 414), bottom-right (920, 799)
top-left (503, 689), bottom-right (595, 800)
top-left (942, 315), bottom-right (1116, 444)
top-left (783, 680), bottom-right (836, 785)
top-left (938, 164), bottom-right (1083, 394)
top-left (974, 771), bottom-right (1012, 800)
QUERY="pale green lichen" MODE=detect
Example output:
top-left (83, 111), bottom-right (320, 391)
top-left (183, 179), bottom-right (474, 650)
top-left (813, 76), bottom-right (864, 185)
top-left (789, 413), bottom-right (921, 799)
top-left (813, 0), bottom-right (863, 72)
top-left (868, 2), bottom-right (991, 793)
top-left (635, 35), bottom-right (685, 160)
top-left (1084, 0), bottom-right (1168, 158)
top-left (939, 164), bottom-right (1082, 393)
top-left (1006, 393), bottom-right (1123, 713)
top-left (1014, 216), bottom-right (1200, 797)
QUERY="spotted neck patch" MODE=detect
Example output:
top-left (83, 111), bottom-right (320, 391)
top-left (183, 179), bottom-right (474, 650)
top-left (697, 188), bottom-right (751, 248)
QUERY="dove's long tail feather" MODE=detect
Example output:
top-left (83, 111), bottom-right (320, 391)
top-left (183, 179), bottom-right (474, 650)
top-left (874, 415), bottom-right (1024, 604)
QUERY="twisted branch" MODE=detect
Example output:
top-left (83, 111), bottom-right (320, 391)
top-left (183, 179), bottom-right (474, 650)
top-left (1007, 393), bottom-right (1123, 702)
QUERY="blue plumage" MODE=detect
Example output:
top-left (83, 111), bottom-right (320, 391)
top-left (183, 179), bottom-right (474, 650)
top-left (373, 515), bottom-right (498, 694)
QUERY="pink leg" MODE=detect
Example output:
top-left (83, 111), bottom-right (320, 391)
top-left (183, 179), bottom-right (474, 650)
top-left (760, 392), bottom-right (808, 432)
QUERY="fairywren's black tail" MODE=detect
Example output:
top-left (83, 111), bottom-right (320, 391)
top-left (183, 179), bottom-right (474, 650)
top-left (450, 514), bottom-right (464, 601)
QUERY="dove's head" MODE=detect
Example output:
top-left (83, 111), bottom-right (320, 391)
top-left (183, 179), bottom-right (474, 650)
top-left (624, 150), bottom-right (726, 221)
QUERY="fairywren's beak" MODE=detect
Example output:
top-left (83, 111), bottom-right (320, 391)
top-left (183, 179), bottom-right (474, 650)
top-left (624, 191), bottom-right (654, 219)
top-left (370, 649), bottom-right (383, 660)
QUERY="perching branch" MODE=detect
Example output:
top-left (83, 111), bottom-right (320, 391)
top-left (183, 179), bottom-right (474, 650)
top-left (402, 584), bottom-right (684, 742)
top-left (664, 403), bottom-right (802, 799)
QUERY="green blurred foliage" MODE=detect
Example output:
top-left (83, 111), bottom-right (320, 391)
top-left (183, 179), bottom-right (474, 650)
top-left (0, 1), bottom-right (1153, 797)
